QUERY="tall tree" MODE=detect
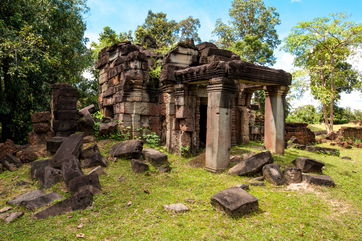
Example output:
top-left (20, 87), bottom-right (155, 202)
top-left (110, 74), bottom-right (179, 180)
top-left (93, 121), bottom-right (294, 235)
top-left (213, 0), bottom-right (281, 65)
top-left (0, 0), bottom-right (90, 143)
top-left (284, 13), bottom-right (362, 133)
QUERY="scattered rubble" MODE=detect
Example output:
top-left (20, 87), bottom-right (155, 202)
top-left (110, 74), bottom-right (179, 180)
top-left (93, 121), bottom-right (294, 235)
top-left (109, 139), bottom-right (143, 159)
top-left (228, 151), bottom-right (273, 176)
top-left (292, 157), bottom-right (325, 173)
top-left (262, 164), bottom-right (284, 185)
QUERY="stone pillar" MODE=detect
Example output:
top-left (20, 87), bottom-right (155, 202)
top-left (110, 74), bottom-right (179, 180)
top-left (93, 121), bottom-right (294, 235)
top-left (264, 86), bottom-right (288, 154)
top-left (162, 86), bottom-right (175, 152)
top-left (205, 77), bottom-right (236, 172)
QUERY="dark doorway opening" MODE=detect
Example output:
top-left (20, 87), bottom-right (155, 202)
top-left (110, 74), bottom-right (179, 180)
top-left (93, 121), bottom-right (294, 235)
top-left (199, 97), bottom-right (207, 148)
top-left (104, 106), bottom-right (114, 118)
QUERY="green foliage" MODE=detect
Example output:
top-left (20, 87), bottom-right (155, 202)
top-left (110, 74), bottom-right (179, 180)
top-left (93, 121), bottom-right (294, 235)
top-left (283, 13), bottom-right (362, 132)
top-left (137, 127), bottom-right (160, 147)
top-left (286, 105), bottom-right (322, 124)
top-left (179, 145), bottom-right (191, 157)
top-left (213, 0), bottom-right (281, 65)
top-left (0, 0), bottom-right (90, 143)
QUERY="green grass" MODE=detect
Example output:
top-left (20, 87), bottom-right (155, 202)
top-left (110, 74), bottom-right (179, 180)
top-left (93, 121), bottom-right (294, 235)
top-left (308, 123), bottom-right (359, 132)
top-left (0, 140), bottom-right (361, 240)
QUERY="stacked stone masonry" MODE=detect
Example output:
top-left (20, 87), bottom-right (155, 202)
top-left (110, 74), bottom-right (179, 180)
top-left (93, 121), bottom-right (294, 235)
top-left (96, 40), bottom-right (292, 172)
top-left (51, 83), bottom-right (79, 137)
top-left (338, 126), bottom-right (362, 139)
top-left (285, 123), bottom-right (316, 145)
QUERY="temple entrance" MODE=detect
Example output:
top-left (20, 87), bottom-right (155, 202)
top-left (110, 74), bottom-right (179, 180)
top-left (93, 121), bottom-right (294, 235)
top-left (199, 97), bottom-right (208, 148)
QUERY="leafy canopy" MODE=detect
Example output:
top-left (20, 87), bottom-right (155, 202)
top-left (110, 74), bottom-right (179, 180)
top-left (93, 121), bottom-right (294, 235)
top-left (213, 0), bottom-right (281, 65)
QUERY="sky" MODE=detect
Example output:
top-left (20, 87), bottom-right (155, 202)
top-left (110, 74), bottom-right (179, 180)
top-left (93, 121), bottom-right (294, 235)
top-left (83, 0), bottom-right (362, 110)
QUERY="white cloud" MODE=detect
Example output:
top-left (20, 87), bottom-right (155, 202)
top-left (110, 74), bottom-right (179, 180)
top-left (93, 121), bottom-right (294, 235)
top-left (84, 32), bottom-right (99, 48)
top-left (272, 50), bottom-right (295, 72)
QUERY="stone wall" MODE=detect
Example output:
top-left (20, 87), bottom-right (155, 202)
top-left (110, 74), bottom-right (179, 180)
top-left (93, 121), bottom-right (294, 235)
top-left (95, 42), bottom-right (161, 137)
top-left (285, 123), bottom-right (315, 145)
top-left (338, 126), bottom-right (362, 139)
top-left (51, 83), bottom-right (78, 137)
top-left (28, 112), bottom-right (53, 145)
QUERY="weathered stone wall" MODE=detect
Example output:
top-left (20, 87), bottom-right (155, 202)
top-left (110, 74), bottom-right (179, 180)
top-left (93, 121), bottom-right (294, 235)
top-left (28, 112), bottom-right (53, 145)
top-left (338, 126), bottom-right (362, 139)
top-left (95, 42), bottom-right (161, 137)
top-left (285, 123), bottom-right (315, 145)
top-left (51, 83), bottom-right (78, 137)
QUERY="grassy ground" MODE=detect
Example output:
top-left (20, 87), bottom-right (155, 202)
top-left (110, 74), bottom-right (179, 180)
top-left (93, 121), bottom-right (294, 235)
top-left (0, 140), bottom-right (361, 241)
top-left (308, 123), bottom-right (359, 132)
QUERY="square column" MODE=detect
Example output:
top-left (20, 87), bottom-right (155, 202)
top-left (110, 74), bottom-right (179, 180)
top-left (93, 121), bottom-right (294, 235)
top-left (264, 86), bottom-right (288, 154)
top-left (205, 77), bottom-right (236, 172)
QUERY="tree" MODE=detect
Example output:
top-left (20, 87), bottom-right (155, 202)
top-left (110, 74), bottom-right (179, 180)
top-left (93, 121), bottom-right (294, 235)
top-left (286, 105), bottom-right (322, 124)
top-left (177, 17), bottom-right (201, 43)
top-left (213, 0), bottom-right (281, 65)
top-left (284, 13), bottom-right (362, 133)
top-left (0, 0), bottom-right (90, 143)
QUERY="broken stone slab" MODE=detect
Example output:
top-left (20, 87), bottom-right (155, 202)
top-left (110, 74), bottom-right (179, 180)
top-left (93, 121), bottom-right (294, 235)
top-left (31, 159), bottom-right (51, 179)
top-left (341, 156), bottom-right (352, 160)
top-left (210, 187), bottom-right (259, 217)
top-left (131, 159), bottom-right (149, 173)
top-left (305, 146), bottom-right (339, 156)
top-left (248, 181), bottom-right (265, 186)
top-left (142, 148), bottom-right (169, 167)
top-left (88, 166), bottom-right (106, 176)
top-left (99, 122), bottom-right (118, 136)
top-left (158, 165), bottom-right (172, 173)
top-left (41, 166), bottom-right (63, 189)
top-left (16, 149), bottom-right (37, 163)
top-left (2, 212), bottom-right (24, 223)
top-left (51, 133), bottom-right (83, 168)
top-left (1, 158), bottom-right (17, 171)
top-left (33, 190), bottom-right (93, 219)
top-left (228, 151), bottom-right (273, 176)
top-left (68, 173), bottom-right (101, 194)
top-left (0, 206), bottom-right (12, 213)
top-left (20, 192), bottom-right (63, 210)
top-left (1, 154), bottom-right (22, 168)
top-left (109, 139), bottom-right (143, 159)
top-left (163, 203), bottom-right (189, 213)
top-left (292, 157), bottom-right (325, 173)
top-left (283, 167), bottom-right (302, 184)
top-left (80, 144), bottom-right (107, 168)
top-left (62, 156), bottom-right (84, 186)
top-left (46, 136), bottom-right (64, 154)
top-left (7, 190), bottom-right (45, 205)
top-left (79, 104), bottom-right (96, 115)
top-left (262, 164), bottom-right (285, 185)
top-left (83, 135), bottom-right (96, 143)
top-left (235, 184), bottom-right (250, 191)
top-left (302, 174), bottom-right (336, 187)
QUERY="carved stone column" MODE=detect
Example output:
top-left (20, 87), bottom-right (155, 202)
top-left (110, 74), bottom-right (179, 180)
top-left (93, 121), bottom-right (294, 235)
top-left (205, 77), bottom-right (236, 172)
top-left (264, 86), bottom-right (288, 154)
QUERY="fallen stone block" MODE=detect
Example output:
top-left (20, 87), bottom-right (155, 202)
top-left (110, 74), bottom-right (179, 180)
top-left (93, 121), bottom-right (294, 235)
top-left (99, 122), bottom-right (118, 136)
top-left (302, 174), bottom-right (336, 187)
top-left (62, 156), bottom-right (84, 186)
top-left (52, 133), bottom-right (83, 168)
top-left (1, 159), bottom-right (17, 171)
top-left (228, 151), bottom-right (273, 176)
top-left (109, 139), bottom-right (143, 159)
top-left (293, 157), bottom-right (325, 173)
top-left (235, 184), bottom-right (250, 191)
top-left (41, 166), bottom-right (63, 189)
top-left (68, 173), bottom-right (101, 194)
top-left (79, 104), bottom-right (96, 115)
top-left (3, 212), bottom-right (23, 223)
top-left (31, 159), bottom-right (51, 179)
top-left (262, 164), bottom-right (285, 185)
top-left (1, 154), bottom-right (22, 168)
top-left (305, 146), bottom-right (339, 156)
top-left (142, 148), bottom-right (169, 167)
top-left (88, 166), bottom-right (106, 176)
top-left (283, 168), bottom-right (302, 184)
top-left (20, 192), bottom-right (63, 210)
top-left (158, 165), bottom-right (172, 173)
top-left (210, 187), bottom-right (259, 217)
top-left (0, 139), bottom-right (18, 160)
top-left (16, 149), bottom-right (37, 163)
top-left (0, 206), bottom-right (12, 213)
top-left (163, 203), bottom-right (189, 213)
top-left (131, 159), bottom-right (149, 173)
top-left (80, 144), bottom-right (107, 168)
top-left (46, 136), bottom-right (64, 154)
top-left (7, 190), bottom-right (45, 205)
top-left (33, 190), bottom-right (93, 219)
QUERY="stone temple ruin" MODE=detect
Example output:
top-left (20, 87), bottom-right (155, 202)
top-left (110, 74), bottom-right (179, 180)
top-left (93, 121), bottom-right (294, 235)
top-left (96, 41), bottom-right (291, 172)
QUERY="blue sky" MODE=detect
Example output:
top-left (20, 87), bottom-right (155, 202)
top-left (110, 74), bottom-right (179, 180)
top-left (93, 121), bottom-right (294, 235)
top-left (84, 0), bottom-right (362, 110)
